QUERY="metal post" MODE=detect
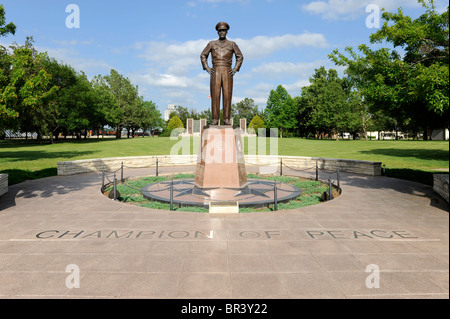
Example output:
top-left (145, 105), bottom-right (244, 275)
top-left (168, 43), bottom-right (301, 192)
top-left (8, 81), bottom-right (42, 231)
top-left (280, 158), bottom-right (283, 177)
top-left (170, 179), bottom-right (174, 211)
top-left (315, 162), bottom-right (319, 181)
top-left (101, 170), bottom-right (105, 192)
top-left (113, 172), bottom-right (117, 201)
top-left (328, 177), bottom-right (333, 201)
top-left (337, 169), bottom-right (340, 192)
top-left (121, 162), bottom-right (124, 182)
top-left (156, 157), bottom-right (159, 177)
top-left (274, 181), bottom-right (278, 211)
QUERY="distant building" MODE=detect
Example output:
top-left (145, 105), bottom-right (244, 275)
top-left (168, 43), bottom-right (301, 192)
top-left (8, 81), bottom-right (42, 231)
top-left (164, 104), bottom-right (177, 121)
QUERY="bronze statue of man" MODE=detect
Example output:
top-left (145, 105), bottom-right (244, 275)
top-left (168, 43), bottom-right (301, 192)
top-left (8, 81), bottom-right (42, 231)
top-left (201, 22), bottom-right (243, 125)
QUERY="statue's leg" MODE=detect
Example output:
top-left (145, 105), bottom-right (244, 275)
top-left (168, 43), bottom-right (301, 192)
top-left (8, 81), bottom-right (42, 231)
top-left (222, 68), bottom-right (233, 125)
top-left (210, 68), bottom-right (222, 125)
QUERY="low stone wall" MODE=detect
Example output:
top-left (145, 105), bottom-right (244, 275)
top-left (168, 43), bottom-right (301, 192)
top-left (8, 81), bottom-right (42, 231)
top-left (246, 155), bottom-right (382, 176)
top-left (433, 174), bottom-right (449, 203)
top-left (0, 174), bottom-right (8, 197)
top-left (57, 155), bottom-right (382, 177)
top-left (57, 155), bottom-right (197, 176)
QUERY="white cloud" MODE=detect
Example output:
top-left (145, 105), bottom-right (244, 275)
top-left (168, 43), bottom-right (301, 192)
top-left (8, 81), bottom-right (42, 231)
top-left (52, 39), bottom-right (78, 46)
top-left (131, 31), bottom-right (329, 107)
top-left (130, 71), bottom-right (208, 90)
top-left (282, 79), bottom-right (311, 93)
top-left (302, 0), bottom-right (421, 21)
top-left (135, 32), bottom-right (328, 72)
top-left (128, 70), bottom-right (210, 108)
top-left (36, 46), bottom-right (112, 78)
top-left (242, 82), bottom-right (274, 105)
top-left (136, 38), bottom-right (207, 76)
top-left (235, 33), bottom-right (329, 59)
top-left (251, 60), bottom-right (329, 78)
top-left (52, 39), bottom-right (95, 46)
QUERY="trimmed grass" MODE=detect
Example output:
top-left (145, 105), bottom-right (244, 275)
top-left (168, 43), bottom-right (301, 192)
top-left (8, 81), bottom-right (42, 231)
top-left (276, 138), bottom-right (449, 185)
top-left (0, 137), bottom-right (448, 185)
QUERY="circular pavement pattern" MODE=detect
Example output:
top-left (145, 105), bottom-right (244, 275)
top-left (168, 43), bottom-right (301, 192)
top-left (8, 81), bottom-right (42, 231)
top-left (141, 178), bottom-right (302, 208)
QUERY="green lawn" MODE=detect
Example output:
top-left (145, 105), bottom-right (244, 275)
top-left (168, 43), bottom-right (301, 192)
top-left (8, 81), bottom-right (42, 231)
top-left (1, 137), bottom-right (448, 185)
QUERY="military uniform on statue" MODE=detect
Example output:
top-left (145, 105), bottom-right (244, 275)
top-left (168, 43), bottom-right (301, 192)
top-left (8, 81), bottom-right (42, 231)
top-left (200, 22), bottom-right (243, 126)
top-left (195, 22), bottom-right (247, 190)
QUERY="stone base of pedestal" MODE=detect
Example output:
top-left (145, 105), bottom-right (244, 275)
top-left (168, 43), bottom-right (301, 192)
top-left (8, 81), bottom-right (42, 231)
top-left (194, 125), bottom-right (247, 189)
top-left (209, 201), bottom-right (239, 214)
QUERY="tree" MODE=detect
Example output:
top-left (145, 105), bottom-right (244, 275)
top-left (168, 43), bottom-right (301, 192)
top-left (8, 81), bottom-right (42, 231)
top-left (141, 100), bottom-right (163, 136)
top-left (293, 96), bottom-right (314, 138)
top-left (1, 4), bottom-right (159, 141)
top-left (329, 0), bottom-right (449, 139)
top-left (168, 105), bottom-right (201, 128)
top-left (123, 98), bottom-right (144, 138)
top-left (341, 77), bottom-right (372, 140)
top-left (0, 4), bottom-right (15, 38)
top-left (299, 67), bottom-right (351, 139)
top-left (0, 4), bottom-right (16, 126)
top-left (1, 38), bottom-right (58, 139)
top-left (91, 75), bottom-right (118, 137)
top-left (345, 91), bottom-right (368, 140)
top-left (199, 108), bottom-right (212, 125)
top-left (164, 115), bottom-right (184, 136)
top-left (97, 69), bottom-right (140, 139)
top-left (74, 72), bottom-right (102, 138)
top-left (264, 85), bottom-right (297, 138)
top-left (40, 56), bottom-right (99, 141)
top-left (231, 98), bottom-right (260, 126)
top-left (248, 115), bottom-right (265, 135)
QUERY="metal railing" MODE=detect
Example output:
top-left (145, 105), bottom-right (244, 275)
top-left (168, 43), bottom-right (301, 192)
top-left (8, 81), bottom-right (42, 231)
top-left (279, 158), bottom-right (341, 202)
top-left (101, 159), bottom-right (159, 202)
top-left (101, 158), bottom-right (188, 211)
top-left (101, 157), bottom-right (342, 211)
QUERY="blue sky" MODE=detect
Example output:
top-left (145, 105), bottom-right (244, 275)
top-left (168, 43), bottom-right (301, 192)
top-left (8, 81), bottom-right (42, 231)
top-left (1, 0), bottom-right (448, 115)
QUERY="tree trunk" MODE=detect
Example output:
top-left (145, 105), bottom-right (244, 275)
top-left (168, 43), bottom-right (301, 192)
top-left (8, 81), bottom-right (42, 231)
top-left (362, 118), bottom-right (368, 141)
top-left (116, 126), bottom-right (122, 139)
top-left (423, 127), bottom-right (429, 141)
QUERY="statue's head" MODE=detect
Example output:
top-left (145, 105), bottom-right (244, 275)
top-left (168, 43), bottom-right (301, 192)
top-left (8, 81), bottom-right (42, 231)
top-left (215, 22), bottom-right (230, 39)
top-left (215, 22), bottom-right (230, 31)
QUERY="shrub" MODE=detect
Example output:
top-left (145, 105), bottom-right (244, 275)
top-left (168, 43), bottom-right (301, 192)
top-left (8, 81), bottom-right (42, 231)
top-left (248, 115), bottom-right (265, 135)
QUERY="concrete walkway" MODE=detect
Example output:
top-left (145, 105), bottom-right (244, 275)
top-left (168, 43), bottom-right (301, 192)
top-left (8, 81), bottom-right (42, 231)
top-left (0, 166), bottom-right (448, 299)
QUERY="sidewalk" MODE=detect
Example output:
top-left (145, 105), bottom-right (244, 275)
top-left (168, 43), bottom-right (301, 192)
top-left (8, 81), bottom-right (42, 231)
top-left (0, 166), bottom-right (448, 298)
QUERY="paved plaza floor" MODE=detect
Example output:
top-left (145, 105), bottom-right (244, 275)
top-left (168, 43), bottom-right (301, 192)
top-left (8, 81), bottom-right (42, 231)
top-left (0, 166), bottom-right (448, 299)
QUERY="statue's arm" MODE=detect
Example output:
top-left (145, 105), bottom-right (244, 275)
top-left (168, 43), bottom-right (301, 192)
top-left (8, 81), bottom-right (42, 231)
top-left (230, 42), bottom-right (244, 76)
top-left (233, 42), bottom-right (244, 72)
top-left (200, 42), bottom-right (214, 74)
